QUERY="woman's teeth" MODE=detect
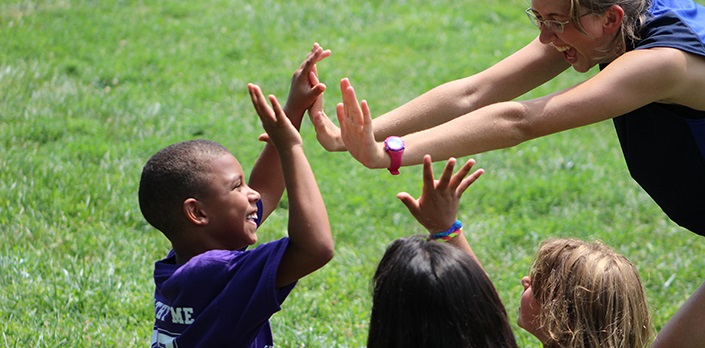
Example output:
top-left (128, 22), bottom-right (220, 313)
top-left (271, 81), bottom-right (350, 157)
top-left (550, 43), bottom-right (571, 52)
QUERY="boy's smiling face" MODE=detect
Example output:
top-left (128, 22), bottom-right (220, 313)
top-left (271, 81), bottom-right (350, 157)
top-left (198, 153), bottom-right (261, 250)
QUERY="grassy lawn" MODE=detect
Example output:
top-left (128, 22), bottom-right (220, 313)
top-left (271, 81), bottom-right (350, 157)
top-left (2, 0), bottom-right (704, 346)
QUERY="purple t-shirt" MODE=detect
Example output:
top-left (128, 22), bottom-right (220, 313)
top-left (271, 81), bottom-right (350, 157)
top-left (151, 202), bottom-right (296, 347)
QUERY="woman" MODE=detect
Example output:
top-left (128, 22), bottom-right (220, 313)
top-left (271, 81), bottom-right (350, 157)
top-left (312, 1), bottom-right (704, 344)
top-left (310, 0), bottom-right (705, 236)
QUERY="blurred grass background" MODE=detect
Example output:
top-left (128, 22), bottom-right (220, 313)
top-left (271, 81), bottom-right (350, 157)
top-left (1, 0), bottom-right (704, 346)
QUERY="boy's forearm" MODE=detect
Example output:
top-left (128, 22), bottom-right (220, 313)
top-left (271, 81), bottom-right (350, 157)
top-left (282, 104), bottom-right (305, 130)
top-left (275, 145), bottom-right (333, 287)
top-left (249, 143), bottom-right (285, 220)
top-left (280, 145), bottom-right (331, 248)
top-left (248, 105), bottom-right (301, 219)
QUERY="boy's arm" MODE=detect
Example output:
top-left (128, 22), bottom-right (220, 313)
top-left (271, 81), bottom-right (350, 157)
top-left (248, 84), bottom-right (333, 289)
top-left (397, 155), bottom-right (484, 267)
top-left (249, 43), bottom-right (331, 222)
top-left (651, 280), bottom-right (705, 348)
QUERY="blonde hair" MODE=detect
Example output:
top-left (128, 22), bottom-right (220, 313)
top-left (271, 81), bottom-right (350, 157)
top-left (570, 0), bottom-right (651, 56)
top-left (529, 238), bottom-right (653, 348)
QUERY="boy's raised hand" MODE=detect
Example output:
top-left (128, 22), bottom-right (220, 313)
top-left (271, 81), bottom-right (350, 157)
top-left (284, 42), bottom-right (331, 128)
top-left (397, 155), bottom-right (484, 234)
top-left (248, 83), bottom-right (302, 149)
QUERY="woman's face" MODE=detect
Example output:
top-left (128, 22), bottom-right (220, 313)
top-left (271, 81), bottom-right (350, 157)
top-left (518, 276), bottom-right (546, 342)
top-left (530, 0), bottom-right (620, 72)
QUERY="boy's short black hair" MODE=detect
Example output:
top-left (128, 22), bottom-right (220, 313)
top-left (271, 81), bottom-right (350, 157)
top-left (138, 139), bottom-right (231, 236)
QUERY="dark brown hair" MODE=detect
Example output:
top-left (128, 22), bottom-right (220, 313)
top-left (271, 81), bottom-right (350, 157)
top-left (138, 139), bottom-right (231, 236)
top-left (368, 237), bottom-right (518, 348)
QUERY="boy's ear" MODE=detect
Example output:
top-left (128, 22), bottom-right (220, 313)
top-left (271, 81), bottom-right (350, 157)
top-left (602, 5), bottom-right (625, 34)
top-left (183, 198), bottom-right (209, 226)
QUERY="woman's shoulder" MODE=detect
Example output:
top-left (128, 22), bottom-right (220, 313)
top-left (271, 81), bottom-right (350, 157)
top-left (633, 0), bottom-right (705, 57)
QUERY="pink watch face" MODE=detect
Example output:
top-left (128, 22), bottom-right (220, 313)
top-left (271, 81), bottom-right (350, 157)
top-left (385, 136), bottom-right (404, 175)
top-left (385, 136), bottom-right (404, 151)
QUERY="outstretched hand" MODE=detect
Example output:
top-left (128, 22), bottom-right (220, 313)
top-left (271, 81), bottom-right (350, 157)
top-left (336, 78), bottom-right (387, 169)
top-left (248, 83), bottom-right (302, 149)
top-left (397, 155), bottom-right (484, 233)
top-left (285, 42), bottom-right (331, 127)
top-left (309, 103), bottom-right (346, 151)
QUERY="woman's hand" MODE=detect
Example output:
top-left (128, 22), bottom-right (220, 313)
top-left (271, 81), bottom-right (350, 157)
top-left (309, 104), bottom-right (347, 151)
top-left (336, 78), bottom-right (387, 169)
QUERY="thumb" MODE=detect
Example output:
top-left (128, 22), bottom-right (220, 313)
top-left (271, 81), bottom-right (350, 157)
top-left (397, 192), bottom-right (419, 214)
top-left (258, 133), bottom-right (271, 143)
top-left (311, 82), bottom-right (326, 96)
top-left (309, 70), bottom-right (320, 86)
top-left (309, 111), bottom-right (326, 131)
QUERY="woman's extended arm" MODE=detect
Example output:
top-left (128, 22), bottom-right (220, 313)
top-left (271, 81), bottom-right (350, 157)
top-left (371, 38), bottom-right (569, 140)
top-left (338, 46), bottom-right (701, 169)
top-left (310, 37), bottom-right (568, 151)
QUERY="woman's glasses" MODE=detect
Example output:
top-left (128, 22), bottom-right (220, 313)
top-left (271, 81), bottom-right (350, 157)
top-left (525, 8), bottom-right (571, 33)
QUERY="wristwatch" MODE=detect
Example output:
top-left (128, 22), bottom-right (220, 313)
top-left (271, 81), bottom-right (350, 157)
top-left (384, 136), bottom-right (405, 175)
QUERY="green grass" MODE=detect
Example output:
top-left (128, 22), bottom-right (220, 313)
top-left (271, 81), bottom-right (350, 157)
top-left (2, 0), bottom-right (705, 346)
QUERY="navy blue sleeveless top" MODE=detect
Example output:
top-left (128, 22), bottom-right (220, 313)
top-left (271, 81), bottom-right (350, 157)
top-left (605, 0), bottom-right (705, 235)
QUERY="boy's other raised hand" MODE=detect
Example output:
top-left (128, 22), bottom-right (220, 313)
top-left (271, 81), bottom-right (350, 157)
top-left (284, 42), bottom-right (331, 128)
top-left (248, 83), bottom-right (302, 150)
top-left (397, 155), bottom-right (484, 234)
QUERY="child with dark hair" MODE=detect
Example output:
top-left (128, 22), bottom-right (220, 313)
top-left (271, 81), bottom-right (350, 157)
top-left (368, 156), bottom-right (518, 348)
top-left (139, 44), bottom-right (333, 347)
top-left (369, 237), bottom-right (518, 348)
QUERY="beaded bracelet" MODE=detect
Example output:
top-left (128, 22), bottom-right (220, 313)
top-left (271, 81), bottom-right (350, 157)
top-left (429, 220), bottom-right (463, 242)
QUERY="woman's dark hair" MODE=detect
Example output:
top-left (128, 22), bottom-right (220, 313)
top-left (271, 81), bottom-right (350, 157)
top-left (367, 237), bottom-right (518, 348)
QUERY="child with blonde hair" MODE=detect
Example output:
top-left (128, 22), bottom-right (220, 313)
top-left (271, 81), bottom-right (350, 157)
top-left (520, 238), bottom-right (653, 348)
top-left (381, 155), bottom-right (653, 348)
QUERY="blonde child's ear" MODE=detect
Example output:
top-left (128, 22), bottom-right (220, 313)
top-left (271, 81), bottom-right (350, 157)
top-left (183, 198), bottom-right (209, 226)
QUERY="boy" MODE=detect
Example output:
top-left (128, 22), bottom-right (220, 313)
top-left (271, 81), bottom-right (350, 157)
top-left (138, 44), bottom-right (333, 347)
